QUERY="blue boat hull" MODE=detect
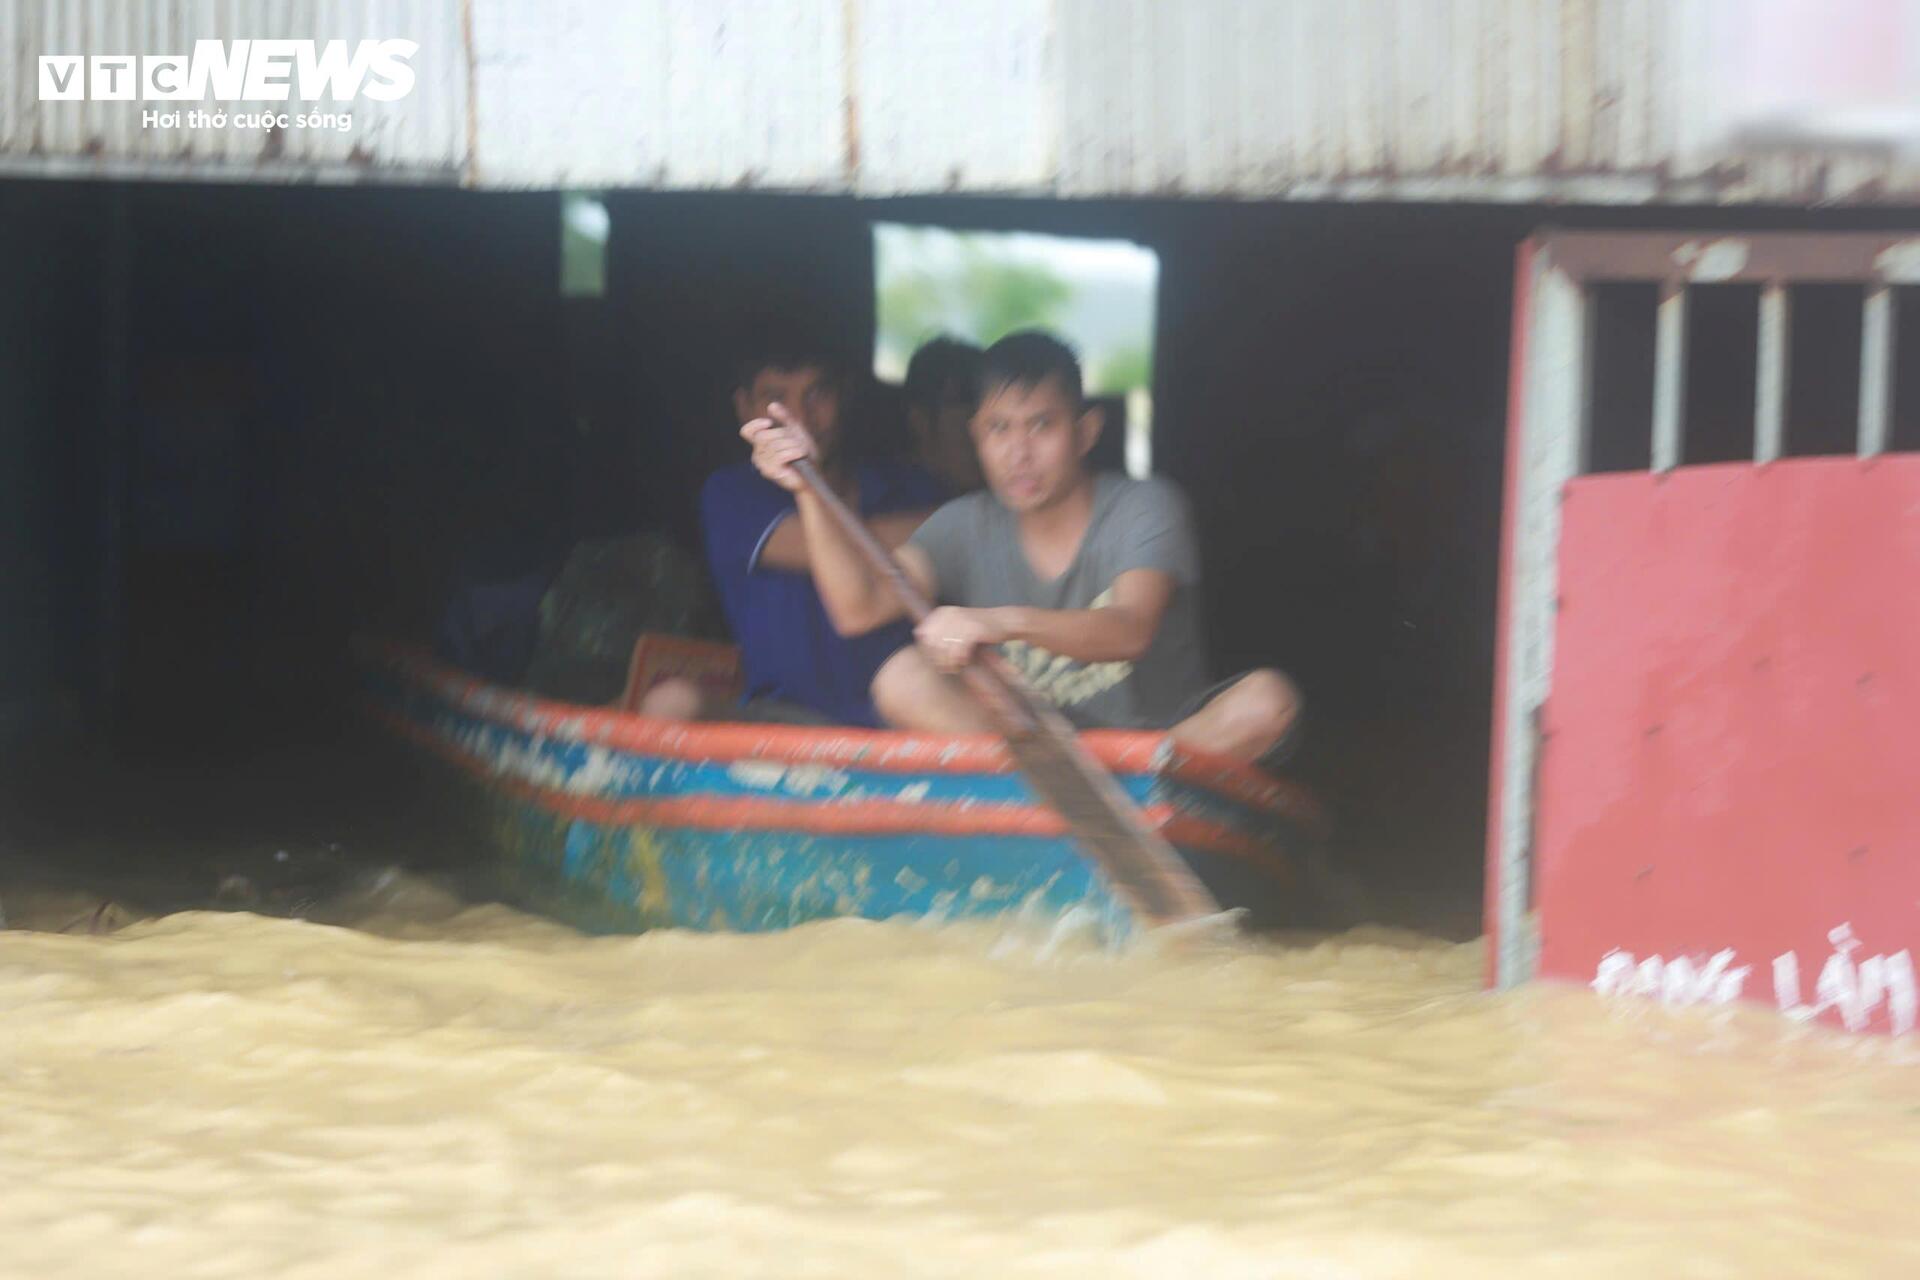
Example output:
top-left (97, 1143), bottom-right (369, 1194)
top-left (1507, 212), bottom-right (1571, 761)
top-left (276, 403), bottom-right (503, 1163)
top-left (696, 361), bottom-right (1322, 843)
top-left (360, 644), bottom-right (1324, 938)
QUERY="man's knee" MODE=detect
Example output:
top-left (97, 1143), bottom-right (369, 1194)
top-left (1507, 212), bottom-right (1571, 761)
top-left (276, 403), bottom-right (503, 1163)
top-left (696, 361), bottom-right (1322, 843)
top-left (637, 675), bottom-right (704, 720)
top-left (870, 647), bottom-right (932, 727)
top-left (873, 646), bottom-right (999, 735)
top-left (1223, 668), bottom-right (1299, 746)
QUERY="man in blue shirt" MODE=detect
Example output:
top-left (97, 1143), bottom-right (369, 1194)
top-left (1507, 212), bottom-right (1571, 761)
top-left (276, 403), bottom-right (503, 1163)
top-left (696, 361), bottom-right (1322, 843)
top-left (641, 333), bottom-right (944, 726)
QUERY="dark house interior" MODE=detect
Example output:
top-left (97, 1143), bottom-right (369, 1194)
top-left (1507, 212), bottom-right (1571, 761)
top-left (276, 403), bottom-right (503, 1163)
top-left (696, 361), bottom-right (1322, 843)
top-left (3, 178), bottom-right (1915, 927)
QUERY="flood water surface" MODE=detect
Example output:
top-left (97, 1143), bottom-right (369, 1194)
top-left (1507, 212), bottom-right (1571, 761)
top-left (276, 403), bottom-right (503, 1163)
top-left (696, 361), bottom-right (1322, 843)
top-left (3, 883), bottom-right (1918, 1278)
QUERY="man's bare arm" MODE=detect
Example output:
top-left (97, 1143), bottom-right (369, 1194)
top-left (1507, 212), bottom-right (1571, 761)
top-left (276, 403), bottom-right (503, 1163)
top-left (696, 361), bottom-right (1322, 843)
top-left (741, 404), bottom-right (937, 636)
top-left (796, 499), bottom-right (937, 635)
top-left (1001, 567), bottom-right (1173, 661)
top-left (914, 568), bottom-right (1173, 670)
top-left (757, 508), bottom-right (934, 573)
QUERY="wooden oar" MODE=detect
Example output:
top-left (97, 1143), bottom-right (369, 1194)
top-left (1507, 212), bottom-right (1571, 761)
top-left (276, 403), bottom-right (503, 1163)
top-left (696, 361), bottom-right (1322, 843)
top-left (789, 457), bottom-right (1222, 928)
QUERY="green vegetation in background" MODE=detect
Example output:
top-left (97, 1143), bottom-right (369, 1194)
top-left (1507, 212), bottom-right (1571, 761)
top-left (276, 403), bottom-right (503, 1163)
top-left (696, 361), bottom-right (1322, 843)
top-left (879, 251), bottom-right (1068, 360)
top-left (560, 192), bottom-right (609, 299)
top-left (1096, 344), bottom-right (1153, 397)
top-left (876, 230), bottom-right (1154, 396)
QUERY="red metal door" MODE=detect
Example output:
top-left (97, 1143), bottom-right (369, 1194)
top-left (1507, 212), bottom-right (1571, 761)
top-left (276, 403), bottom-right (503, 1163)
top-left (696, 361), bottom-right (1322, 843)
top-left (1489, 232), bottom-right (1920, 1035)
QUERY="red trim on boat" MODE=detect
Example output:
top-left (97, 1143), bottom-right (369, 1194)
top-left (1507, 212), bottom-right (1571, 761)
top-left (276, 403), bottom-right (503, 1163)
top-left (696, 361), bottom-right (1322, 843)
top-left (359, 640), bottom-right (1325, 830)
top-left (370, 703), bottom-right (1295, 879)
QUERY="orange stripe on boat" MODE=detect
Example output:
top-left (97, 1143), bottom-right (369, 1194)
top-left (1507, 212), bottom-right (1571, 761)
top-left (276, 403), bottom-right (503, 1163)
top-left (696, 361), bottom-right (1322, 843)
top-left (359, 640), bottom-right (1324, 830)
top-left (368, 702), bottom-right (1294, 879)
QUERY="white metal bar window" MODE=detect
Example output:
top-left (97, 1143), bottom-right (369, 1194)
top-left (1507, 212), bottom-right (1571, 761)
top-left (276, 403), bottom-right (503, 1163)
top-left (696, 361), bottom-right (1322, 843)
top-left (1755, 283), bottom-right (1790, 464)
top-left (1859, 284), bottom-right (1897, 457)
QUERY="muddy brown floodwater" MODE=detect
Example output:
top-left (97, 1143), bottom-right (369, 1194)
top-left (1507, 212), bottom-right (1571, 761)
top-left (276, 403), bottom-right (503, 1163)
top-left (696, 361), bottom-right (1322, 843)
top-left (2, 875), bottom-right (1918, 1279)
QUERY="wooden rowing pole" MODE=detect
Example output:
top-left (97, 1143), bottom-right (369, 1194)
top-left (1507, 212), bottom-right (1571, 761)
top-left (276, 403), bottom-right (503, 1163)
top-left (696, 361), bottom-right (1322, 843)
top-left (789, 457), bottom-right (1222, 929)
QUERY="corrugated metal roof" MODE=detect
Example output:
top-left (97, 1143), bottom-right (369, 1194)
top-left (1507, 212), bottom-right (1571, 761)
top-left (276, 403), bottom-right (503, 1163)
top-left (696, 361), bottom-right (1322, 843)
top-left (5, 0), bottom-right (1919, 203)
top-left (467, 0), bottom-right (849, 190)
top-left (1034, 0), bottom-right (1920, 203)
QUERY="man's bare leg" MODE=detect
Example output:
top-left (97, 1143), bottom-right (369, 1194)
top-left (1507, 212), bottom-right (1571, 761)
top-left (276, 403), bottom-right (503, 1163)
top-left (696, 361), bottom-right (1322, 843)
top-left (1170, 669), bottom-right (1300, 764)
top-left (636, 676), bottom-right (707, 720)
top-left (870, 646), bottom-right (998, 734)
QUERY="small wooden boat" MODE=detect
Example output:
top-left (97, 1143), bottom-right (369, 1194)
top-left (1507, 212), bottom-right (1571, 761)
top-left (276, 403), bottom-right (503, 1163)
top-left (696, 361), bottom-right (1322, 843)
top-left (358, 639), bottom-right (1326, 938)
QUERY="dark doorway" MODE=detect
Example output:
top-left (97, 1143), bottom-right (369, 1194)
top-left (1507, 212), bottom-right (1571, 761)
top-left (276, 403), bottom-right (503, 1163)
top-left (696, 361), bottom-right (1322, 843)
top-left (6, 178), bottom-right (1916, 932)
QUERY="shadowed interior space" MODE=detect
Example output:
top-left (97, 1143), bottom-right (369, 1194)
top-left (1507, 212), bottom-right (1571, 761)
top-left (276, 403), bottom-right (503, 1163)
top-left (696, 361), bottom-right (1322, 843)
top-left (4, 179), bottom-right (1916, 930)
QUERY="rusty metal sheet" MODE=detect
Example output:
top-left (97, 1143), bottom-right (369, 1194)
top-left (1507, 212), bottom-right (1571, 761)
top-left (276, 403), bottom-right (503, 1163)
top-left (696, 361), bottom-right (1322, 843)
top-left (1047, 0), bottom-right (1920, 203)
top-left (851, 0), bottom-right (1056, 194)
top-left (465, 0), bottom-right (671, 189)
top-left (1538, 231), bottom-right (1920, 282)
top-left (5, 0), bottom-right (1920, 202)
top-left (467, 0), bottom-right (846, 190)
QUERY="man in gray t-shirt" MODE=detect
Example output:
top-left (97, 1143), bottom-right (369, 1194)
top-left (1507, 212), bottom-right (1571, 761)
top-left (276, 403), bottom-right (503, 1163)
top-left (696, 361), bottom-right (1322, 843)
top-left (908, 472), bottom-right (1208, 731)
top-left (739, 330), bottom-right (1301, 768)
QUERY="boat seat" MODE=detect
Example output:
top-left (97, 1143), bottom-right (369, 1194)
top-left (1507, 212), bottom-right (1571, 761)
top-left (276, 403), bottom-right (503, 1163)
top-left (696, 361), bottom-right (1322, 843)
top-left (617, 633), bottom-right (743, 714)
